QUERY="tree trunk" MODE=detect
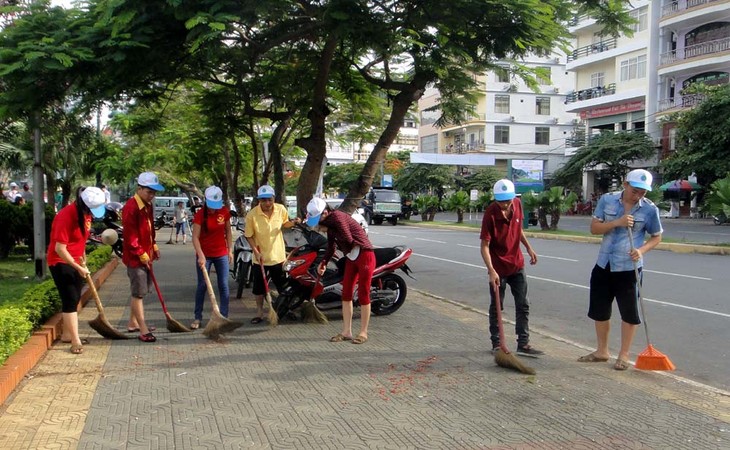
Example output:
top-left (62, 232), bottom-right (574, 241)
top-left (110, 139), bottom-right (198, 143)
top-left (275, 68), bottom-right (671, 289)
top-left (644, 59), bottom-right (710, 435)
top-left (457, 209), bottom-right (464, 223)
top-left (270, 118), bottom-right (290, 205)
top-left (538, 206), bottom-right (549, 230)
top-left (549, 210), bottom-right (560, 230)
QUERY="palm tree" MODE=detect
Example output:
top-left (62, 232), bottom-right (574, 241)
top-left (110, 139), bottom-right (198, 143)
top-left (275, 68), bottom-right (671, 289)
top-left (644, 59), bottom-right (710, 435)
top-left (444, 190), bottom-right (471, 223)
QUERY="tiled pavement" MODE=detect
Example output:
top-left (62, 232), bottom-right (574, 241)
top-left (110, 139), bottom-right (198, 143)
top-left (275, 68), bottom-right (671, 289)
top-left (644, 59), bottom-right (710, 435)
top-left (1, 242), bottom-right (729, 449)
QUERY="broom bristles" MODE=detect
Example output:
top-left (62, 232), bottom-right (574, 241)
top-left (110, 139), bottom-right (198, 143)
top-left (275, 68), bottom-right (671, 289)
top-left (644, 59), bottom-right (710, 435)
top-left (635, 344), bottom-right (676, 371)
top-left (203, 314), bottom-right (243, 340)
top-left (265, 292), bottom-right (279, 327)
top-left (494, 349), bottom-right (536, 375)
top-left (301, 300), bottom-right (328, 324)
top-left (88, 316), bottom-right (130, 340)
top-left (166, 314), bottom-right (192, 333)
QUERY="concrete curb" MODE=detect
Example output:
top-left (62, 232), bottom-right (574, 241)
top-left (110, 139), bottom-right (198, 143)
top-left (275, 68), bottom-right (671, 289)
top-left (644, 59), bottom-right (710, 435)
top-left (0, 257), bottom-right (119, 406)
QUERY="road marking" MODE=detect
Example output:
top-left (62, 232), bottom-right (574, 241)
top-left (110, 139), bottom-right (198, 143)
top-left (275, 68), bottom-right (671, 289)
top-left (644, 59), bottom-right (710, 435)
top-left (643, 269), bottom-right (711, 281)
top-left (415, 238), bottom-right (447, 244)
top-left (457, 245), bottom-right (580, 262)
top-left (457, 244), bottom-right (479, 249)
top-left (414, 253), bottom-right (730, 319)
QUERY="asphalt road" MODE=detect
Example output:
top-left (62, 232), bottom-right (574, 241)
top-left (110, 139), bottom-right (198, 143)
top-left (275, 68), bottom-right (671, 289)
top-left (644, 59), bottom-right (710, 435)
top-left (367, 224), bottom-right (730, 392)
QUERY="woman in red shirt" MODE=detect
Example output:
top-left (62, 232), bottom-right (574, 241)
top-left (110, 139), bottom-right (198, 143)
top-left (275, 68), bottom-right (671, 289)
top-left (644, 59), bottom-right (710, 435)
top-left (191, 186), bottom-right (233, 329)
top-left (47, 186), bottom-right (107, 354)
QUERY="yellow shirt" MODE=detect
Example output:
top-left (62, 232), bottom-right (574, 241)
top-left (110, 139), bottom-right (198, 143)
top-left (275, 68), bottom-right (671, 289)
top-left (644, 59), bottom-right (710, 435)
top-left (244, 203), bottom-right (289, 265)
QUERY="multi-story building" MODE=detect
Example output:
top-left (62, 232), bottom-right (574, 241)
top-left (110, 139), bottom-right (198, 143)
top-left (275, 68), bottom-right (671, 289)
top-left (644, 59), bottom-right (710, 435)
top-left (417, 55), bottom-right (577, 190)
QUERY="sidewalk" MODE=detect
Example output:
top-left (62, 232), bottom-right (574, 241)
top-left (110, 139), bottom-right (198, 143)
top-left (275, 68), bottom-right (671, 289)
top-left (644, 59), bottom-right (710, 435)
top-left (1, 242), bottom-right (728, 449)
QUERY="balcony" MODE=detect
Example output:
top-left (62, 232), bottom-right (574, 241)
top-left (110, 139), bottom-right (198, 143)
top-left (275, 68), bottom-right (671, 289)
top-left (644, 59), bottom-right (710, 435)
top-left (567, 38), bottom-right (618, 62)
top-left (564, 83), bottom-right (616, 104)
top-left (661, 0), bottom-right (724, 18)
top-left (660, 36), bottom-right (730, 65)
top-left (443, 142), bottom-right (487, 153)
top-left (657, 93), bottom-right (706, 111)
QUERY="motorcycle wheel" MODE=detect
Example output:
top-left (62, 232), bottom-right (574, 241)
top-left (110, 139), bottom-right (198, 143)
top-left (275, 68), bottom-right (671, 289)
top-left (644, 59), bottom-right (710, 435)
top-left (273, 293), bottom-right (303, 320)
top-left (371, 273), bottom-right (407, 316)
top-left (235, 261), bottom-right (245, 299)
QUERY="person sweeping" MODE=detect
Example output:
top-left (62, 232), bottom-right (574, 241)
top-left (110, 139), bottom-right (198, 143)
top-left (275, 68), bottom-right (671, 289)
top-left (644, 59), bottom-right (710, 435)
top-left (191, 186), bottom-right (233, 330)
top-left (47, 186), bottom-right (107, 354)
top-left (244, 185), bottom-right (299, 324)
top-left (578, 169), bottom-right (663, 371)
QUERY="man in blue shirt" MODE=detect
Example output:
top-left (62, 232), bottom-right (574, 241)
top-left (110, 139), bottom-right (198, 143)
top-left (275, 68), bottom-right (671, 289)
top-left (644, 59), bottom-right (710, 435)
top-left (578, 169), bottom-right (663, 371)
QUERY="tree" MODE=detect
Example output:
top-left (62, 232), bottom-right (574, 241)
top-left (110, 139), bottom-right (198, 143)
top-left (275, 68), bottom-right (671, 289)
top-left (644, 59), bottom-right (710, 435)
top-left (443, 190), bottom-right (470, 223)
top-left (551, 131), bottom-right (657, 190)
top-left (521, 187), bottom-right (577, 230)
top-left (323, 162), bottom-right (365, 196)
top-left (662, 84), bottom-right (730, 187)
top-left (703, 175), bottom-right (730, 219)
top-left (396, 163), bottom-right (454, 201)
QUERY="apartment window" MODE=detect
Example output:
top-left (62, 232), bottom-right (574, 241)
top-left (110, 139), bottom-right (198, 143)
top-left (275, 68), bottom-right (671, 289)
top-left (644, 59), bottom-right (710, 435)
top-left (620, 55), bottom-right (647, 81)
top-left (420, 109), bottom-right (439, 126)
top-left (590, 72), bottom-right (605, 88)
top-left (420, 134), bottom-right (438, 153)
top-left (535, 66), bottom-right (552, 85)
top-left (630, 7), bottom-right (648, 32)
top-left (495, 95), bottom-right (510, 113)
top-left (494, 126), bottom-right (510, 144)
top-left (536, 97), bottom-right (551, 115)
top-left (495, 65), bottom-right (510, 83)
top-left (535, 127), bottom-right (550, 145)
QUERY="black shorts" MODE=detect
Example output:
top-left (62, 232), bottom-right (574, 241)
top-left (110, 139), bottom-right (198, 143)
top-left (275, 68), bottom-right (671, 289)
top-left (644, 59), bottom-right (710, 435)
top-left (252, 263), bottom-right (287, 296)
top-left (50, 263), bottom-right (83, 313)
top-left (588, 264), bottom-right (641, 324)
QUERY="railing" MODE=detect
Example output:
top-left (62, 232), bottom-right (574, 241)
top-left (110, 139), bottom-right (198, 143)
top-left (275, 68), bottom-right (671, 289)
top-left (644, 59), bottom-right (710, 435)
top-left (661, 0), bottom-right (723, 18)
top-left (565, 129), bottom-right (646, 148)
top-left (564, 83), bottom-right (616, 104)
top-left (660, 36), bottom-right (730, 65)
top-left (567, 37), bottom-right (618, 62)
top-left (443, 142), bottom-right (487, 153)
top-left (657, 93), bottom-right (706, 111)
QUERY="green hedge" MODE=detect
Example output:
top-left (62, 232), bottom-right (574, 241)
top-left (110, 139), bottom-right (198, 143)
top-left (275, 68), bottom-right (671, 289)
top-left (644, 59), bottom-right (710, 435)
top-left (0, 245), bottom-right (113, 366)
top-left (0, 201), bottom-right (55, 259)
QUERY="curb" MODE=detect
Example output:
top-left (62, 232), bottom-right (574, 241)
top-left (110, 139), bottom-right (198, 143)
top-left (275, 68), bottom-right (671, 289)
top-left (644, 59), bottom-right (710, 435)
top-left (0, 257), bottom-right (119, 406)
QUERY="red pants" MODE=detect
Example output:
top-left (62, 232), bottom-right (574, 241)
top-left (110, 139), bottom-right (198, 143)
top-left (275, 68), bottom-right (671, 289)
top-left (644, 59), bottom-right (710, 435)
top-left (341, 249), bottom-right (375, 305)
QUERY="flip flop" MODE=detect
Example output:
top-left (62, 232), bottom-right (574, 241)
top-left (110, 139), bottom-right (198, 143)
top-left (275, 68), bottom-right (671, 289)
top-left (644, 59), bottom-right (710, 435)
top-left (190, 320), bottom-right (200, 330)
top-left (329, 333), bottom-right (352, 342)
top-left (62, 338), bottom-right (89, 345)
top-left (614, 359), bottom-right (631, 371)
top-left (250, 317), bottom-right (263, 325)
top-left (70, 344), bottom-right (83, 354)
top-left (577, 353), bottom-right (609, 363)
top-left (352, 335), bottom-right (368, 345)
top-left (127, 326), bottom-right (156, 333)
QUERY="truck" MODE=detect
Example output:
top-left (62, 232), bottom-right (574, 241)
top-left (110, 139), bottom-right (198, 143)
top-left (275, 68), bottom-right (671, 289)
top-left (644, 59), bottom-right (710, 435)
top-left (362, 187), bottom-right (402, 225)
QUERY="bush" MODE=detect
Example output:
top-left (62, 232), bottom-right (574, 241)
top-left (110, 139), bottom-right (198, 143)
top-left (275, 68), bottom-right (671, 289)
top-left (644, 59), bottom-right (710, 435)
top-left (0, 245), bottom-right (112, 366)
top-left (0, 201), bottom-right (55, 259)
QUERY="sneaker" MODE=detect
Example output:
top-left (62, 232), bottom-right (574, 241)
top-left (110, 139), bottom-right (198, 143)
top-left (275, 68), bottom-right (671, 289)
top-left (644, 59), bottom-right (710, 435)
top-left (138, 333), bottom-right (157, 343)
top-left (516, 345), bottom-right (544, 357)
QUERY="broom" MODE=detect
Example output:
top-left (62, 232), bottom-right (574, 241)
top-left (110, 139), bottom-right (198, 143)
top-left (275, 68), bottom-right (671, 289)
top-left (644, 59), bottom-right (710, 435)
top-left (85, 272), bottom-right (129, 340)
top-left (201, 267), bottom-right (244, 339)
top-left (628, 227), bottom-right (676, 371)
top-left (165, 222), bottom-right (174, 244)
top-left (301, 271), bottom-right (328, 324)
top-left (149, 266), bottom-right (192, 332)
top-left (492, 286), bottom-right (535, 375)
top-left (259, 259), bottom-right (279, 326)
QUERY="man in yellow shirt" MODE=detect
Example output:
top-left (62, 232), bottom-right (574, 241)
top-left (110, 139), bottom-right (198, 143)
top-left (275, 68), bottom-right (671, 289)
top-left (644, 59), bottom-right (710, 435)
top-left (244, 185), bottom-right (300, 323)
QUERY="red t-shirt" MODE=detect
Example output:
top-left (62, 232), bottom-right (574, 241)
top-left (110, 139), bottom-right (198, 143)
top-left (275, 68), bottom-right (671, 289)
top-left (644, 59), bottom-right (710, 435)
top-left (479, 197), bottom-right (525, 277)
top-left (47, 202), bottom-right (91, 267)
top-left (193, 207), bottom-right (230, 258)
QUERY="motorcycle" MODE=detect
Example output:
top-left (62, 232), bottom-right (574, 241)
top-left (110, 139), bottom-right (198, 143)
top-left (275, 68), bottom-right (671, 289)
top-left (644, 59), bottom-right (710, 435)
top-left (88, 202), bottom-right (124, 258)
top-left (230, 221), bottom-right (254, 299)
top-left (274, 225), bottom-right (414, 320)
top-left (154, 210), bottom-right (172, 230)
top-left (713, 212), bottom-right (728, 225)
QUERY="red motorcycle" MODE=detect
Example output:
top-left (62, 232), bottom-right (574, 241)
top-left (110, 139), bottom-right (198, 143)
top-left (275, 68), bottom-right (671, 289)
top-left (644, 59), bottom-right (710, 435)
top-left (274, 226), bottom-right (414, 320)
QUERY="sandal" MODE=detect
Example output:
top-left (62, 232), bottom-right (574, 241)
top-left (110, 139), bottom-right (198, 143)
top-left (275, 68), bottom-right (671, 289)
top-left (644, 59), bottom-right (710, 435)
top-left (138, 333), bottom-right (157, 343)
top-left (329, 333), bottom-right (352, 342)
top-left (70, 344), bottom-right (83, 354)
top-left (62, 338), bottom-right (89, 345)
top-left (577, 353), bottom-right (609, 363)
top-left (352, 335), bottom-right (368, 345)
top-left (190, 320), bottom-right (200, 330)
top-left (127, 325), bottom-right (156, 333)
top-left (250, 317), bottom-right (263, 325)
top-left (614, 358), bottom-right (630, 371)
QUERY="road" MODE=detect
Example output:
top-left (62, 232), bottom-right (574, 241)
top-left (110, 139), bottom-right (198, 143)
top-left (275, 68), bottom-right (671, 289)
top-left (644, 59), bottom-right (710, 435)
top-left (367, 224), bottom-right (730, 392)
top-left (432, 211), bottom-right (730, 245)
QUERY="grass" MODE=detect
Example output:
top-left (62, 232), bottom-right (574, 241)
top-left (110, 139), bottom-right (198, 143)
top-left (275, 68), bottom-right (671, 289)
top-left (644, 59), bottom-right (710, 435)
top-left (0, 250), bottom-right (42, 307)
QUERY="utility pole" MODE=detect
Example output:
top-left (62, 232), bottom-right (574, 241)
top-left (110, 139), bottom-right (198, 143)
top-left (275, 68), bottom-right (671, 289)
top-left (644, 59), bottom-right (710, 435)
top-left (32, 110), bottom-right (46, 279)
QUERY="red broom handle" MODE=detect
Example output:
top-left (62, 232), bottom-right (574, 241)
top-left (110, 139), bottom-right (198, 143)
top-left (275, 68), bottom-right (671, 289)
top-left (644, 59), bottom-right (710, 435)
top-left (149, 266), bottom-right (170, 315)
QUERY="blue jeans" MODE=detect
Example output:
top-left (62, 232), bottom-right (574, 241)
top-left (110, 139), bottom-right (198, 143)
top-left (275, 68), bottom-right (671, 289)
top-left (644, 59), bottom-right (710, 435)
top-left (194, 255), bottom-right (230, 321)
top-left (488, 269), bottom-right (531, 348)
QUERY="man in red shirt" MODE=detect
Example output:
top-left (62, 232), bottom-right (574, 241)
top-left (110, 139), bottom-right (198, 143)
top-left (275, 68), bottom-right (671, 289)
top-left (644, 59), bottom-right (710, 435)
top-left (480, 179), bottom-right (542, 356)
top-left (122, 171), bottom-right (165, 342)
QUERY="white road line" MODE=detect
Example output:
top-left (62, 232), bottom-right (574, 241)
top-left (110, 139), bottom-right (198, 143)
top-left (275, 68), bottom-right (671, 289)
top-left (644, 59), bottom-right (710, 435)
top-left (415, 238), bottom-right (447, 244)
top-left (414, 253), bottom-right (730, 319)
top-left (458, 245), bottom-right (580, 262)
top-left (643, 269), bottom-right (711, 281)
top-left (457, 244), bottom-right (479, 249)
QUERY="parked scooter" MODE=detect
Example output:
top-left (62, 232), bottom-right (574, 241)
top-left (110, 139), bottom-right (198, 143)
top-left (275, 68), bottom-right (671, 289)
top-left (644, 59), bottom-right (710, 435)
top-left (88, 202), bottom-right (124, 257)
top-left (154, 210), bottom-right (172, 230)
top-left (273, 225), bottom-right (413, 320)
top-left (713, 212), bottom-right (729, 225)
top-left (230, 221), bottom-right (254, 298)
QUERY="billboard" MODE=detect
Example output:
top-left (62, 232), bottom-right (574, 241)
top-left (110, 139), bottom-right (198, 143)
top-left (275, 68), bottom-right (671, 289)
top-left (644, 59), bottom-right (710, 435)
top-left (510, 160), bottom-right (544, 193)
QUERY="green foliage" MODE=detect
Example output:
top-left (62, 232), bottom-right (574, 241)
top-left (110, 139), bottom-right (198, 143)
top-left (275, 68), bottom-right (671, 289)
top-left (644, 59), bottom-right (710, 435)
top-left (523, 187), bottom-right (577, 230)
top-left (413, 195), bottom-right (439, 221)
top-left (703, 175), bottom-right (730, 217)
top-left (324, 162), bottom-right (366, 194)
top-left (461, 168), bottom-right (502, 192)
top-left (0, 306), bottom-right (34, 365)
top-left (0, 201), bottom-right (55, 258)
top-left (396, 164), bottom-right (454, 199)
top-left (444, 190), bottom-right (471, 223)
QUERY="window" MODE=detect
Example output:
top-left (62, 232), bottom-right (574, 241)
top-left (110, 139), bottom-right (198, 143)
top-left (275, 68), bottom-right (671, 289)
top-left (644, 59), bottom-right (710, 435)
top-left (494, 126), bottom-right (510, 144)
top-left (630, 7), bottom-right (648, 32)
top-left (535, 66), bottom-right (552, 85)
top-left (495, 95), bottom-right (510, 113)
top-left (536, 97), bottom-right (551, 115)
top-left (620, 55), bottom-right (647, 81)
top-left (420, 134), bottom-right (438, 153)
top-left (495, 65), bottom-right (510, 83)
top-left (420, 109), bottom-right (439, 126)
top-left (591, 72), bottom-right (605, 88)
top-left (535, 127), bottom-right (550, 145)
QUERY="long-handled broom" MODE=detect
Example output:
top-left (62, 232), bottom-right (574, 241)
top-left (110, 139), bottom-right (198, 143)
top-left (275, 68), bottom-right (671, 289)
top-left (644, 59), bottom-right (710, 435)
top-left (492, 286), bottom-right (535, 375)
top-left (149, 266), bottom-right (192, 332)
top-left (201, 267), bottom-right (243, 339)
top-left (165, 222), bottom-right (175, 244)
top-left (628, 227), bottom-right (676, 371)
top-left (85, 272), bottom-right (129, 340)
top-left (259, 259), bottom-right (279, 326)
top-left (301, 271), bottom-right (327, 324)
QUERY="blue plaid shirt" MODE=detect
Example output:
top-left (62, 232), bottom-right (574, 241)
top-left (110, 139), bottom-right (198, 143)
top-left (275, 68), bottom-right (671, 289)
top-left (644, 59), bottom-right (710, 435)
top-left (593, 191), bottom-right (663, 272)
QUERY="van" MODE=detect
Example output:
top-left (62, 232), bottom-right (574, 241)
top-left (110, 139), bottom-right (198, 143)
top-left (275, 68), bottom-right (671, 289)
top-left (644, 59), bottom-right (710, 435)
top-left (154, 196), bottom-right (191, 221)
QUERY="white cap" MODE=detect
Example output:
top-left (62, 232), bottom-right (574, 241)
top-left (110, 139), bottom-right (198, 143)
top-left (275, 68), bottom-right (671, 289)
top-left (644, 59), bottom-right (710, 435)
top-left (305, 197), bottom-right (327, 227)
top-left (81, 187), bottom-right (107, 219)
top-left (9, 182), bottom-right (17, 188)
top-left (257, 184), bottom-right (275, 199)
top-left (626, 169), bottom-right (652, 191)
top-left (493, 179), bottom-right (516, 201)
top-left (137, 172), bottom-right (164, 191)
top-left (204, 186), bottom-right (224, 209)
